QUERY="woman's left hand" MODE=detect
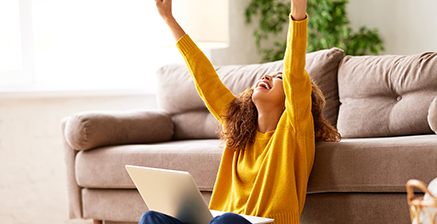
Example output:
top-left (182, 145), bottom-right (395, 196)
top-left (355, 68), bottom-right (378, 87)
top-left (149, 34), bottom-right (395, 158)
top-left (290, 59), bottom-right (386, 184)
top-left (291, 0), bottom-right (307, 21)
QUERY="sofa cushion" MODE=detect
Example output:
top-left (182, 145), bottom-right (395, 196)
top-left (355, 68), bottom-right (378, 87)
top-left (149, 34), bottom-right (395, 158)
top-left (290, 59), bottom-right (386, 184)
top-left (429, 95), bottom-right (437, 133)
top-left (307, 135), bottom-right (437, 193)
top-left (305, 48), bottom-right (345, 128)
top-left (337, 52), bottom-right (437, 138)
top-left (75, 139), bottom-right (223, 191)
top-left (76, 135), bottom-right (437, 194)
top-left (172, 111), bottom-right (220, 140)
top-left (156, 48), bottom-right (345, 139)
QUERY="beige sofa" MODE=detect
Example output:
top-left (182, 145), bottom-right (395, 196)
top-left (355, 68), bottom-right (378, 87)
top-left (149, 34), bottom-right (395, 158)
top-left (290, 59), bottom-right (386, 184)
top-left (62, 48), bottom-right (437, 224)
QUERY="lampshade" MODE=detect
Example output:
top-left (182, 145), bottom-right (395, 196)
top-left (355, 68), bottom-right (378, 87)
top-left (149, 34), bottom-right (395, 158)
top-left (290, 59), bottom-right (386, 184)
top-left (172, 0), bottom-right (229, 49)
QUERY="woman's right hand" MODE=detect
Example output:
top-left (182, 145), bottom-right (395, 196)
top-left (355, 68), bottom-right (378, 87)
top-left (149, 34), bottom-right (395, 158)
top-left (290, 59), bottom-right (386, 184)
top-left (154, 0), bottom-right (185, 41)
top-left (155, 0), bottom-right (173, 21)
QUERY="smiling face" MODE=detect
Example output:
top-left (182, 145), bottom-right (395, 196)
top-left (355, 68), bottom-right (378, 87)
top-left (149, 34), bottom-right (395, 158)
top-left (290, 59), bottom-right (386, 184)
top-left (252, 71), bottom-right (286, 110)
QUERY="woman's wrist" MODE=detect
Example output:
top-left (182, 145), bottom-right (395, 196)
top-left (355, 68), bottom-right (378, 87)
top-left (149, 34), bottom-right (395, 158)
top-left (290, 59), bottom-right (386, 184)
top-left (164, 17), bottom-right (186, 41)
top-left (291, 0), bottom-right (307, 21)
top-left (291, 9), bottom-right (306, 21)
top-left (163, 15), bottom-right (176, 25)
top-left (291, 12), bottom-right (307, 21)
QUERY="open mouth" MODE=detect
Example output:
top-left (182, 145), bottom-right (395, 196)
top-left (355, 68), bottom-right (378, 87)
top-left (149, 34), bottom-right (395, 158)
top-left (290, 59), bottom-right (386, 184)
top-left (257, 81), bottom-right (271, 90)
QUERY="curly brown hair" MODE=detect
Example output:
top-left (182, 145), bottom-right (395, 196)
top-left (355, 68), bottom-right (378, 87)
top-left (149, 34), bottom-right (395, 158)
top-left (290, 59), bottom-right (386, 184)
top-left (220, 80), bottom-right (341, 151)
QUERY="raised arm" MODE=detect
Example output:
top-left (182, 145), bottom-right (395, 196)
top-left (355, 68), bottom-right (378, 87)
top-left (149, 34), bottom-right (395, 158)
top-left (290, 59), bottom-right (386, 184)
top-left (282, 0), bottom-right (311, 129)
top-left (153, 0), bottom-right (235, 122)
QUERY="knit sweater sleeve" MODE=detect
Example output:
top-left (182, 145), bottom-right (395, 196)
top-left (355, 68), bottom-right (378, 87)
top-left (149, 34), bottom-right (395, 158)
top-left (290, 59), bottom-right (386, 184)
top-left (176, 35), bottom-right (235, 122)
top-left (281, 14), bottom-right (312, 134)
top-left (282, 14), bottom-right (315, 212)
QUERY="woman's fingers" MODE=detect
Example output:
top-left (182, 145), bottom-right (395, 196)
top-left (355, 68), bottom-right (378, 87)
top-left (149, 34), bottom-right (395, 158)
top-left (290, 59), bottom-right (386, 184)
top-left (155, 0), bottom-right (173, 20)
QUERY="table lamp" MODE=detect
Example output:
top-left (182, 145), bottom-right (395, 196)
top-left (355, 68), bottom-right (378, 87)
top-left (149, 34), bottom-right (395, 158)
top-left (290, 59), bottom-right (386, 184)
top-left (172, 0), bottom-right (229, 49)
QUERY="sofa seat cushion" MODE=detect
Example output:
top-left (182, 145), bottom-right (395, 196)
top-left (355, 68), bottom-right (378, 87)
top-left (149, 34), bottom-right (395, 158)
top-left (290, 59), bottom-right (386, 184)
top-left (75, 139), bottom-right (223, 191)
top-left (308, 135), bottom-right (437, 194)
top-left (76, 135), bottom-right (437, 194)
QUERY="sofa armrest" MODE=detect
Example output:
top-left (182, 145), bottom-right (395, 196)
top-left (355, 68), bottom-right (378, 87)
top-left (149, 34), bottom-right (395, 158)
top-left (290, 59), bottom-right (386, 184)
top-left (64, 109), bottom-right (174, 151)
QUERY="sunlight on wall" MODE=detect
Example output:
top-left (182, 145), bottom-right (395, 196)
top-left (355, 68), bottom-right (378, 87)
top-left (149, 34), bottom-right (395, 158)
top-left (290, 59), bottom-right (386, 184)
top-left (31, 0), bottom-right (183, 91)
top-left (0, 0), bottom-right (21, 73)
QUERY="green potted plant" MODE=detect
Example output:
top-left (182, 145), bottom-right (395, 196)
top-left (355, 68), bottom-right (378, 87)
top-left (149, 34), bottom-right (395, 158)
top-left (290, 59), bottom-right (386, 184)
top-left (245, 0), bottom-right (385, 62)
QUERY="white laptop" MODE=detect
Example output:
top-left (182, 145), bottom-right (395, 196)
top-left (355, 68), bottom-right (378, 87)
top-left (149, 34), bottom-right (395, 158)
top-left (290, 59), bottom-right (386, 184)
top-left (125, 165), bottom-right (274, 224)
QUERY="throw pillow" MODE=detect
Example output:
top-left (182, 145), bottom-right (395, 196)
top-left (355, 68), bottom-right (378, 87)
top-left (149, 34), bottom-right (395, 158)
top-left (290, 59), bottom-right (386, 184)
top-left (429, 95), bottom-right (437, 134)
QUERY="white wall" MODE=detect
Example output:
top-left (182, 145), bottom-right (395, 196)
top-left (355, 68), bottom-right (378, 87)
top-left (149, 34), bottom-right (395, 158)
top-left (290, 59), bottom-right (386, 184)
top-left (347, 0), bottom-right (437, 55)
top-left (211, 0), bottom-right (437, 66)
top-left (0, 94), bottom-right (156, 224)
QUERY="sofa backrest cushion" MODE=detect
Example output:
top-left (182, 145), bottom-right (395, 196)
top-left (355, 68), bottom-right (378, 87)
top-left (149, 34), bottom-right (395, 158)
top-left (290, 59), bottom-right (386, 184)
top-left (156, 48), bottom-right (345, 139)
top-left (337, 52), bottom-right (437, 138)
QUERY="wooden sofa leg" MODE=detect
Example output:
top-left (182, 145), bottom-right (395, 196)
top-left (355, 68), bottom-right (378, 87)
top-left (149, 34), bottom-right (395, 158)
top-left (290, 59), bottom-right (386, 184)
top-left (93, 220), bottom-right (103, 224)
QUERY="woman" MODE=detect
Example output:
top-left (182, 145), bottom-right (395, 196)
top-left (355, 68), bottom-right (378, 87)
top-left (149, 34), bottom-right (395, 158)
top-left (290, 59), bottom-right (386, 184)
top-left (141, 0), bottom-right (341, 223)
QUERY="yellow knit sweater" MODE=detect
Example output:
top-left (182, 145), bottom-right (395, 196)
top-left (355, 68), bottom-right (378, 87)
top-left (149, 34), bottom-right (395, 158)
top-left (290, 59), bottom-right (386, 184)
top-left (176, 15), bottom-right (314, 224)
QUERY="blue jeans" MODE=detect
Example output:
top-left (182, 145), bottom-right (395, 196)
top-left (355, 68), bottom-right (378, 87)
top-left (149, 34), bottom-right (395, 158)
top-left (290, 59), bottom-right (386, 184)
top-left (139, 211), bottom-right (252, 224)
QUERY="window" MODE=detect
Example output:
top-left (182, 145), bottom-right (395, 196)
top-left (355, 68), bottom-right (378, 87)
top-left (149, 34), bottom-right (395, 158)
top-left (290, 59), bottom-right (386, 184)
top-left (0, 0), bottom-right (34, 86)
top-left (0, 0), bottom-right (21, 73)
top-left (1, 0), bottom-right (184, 92)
